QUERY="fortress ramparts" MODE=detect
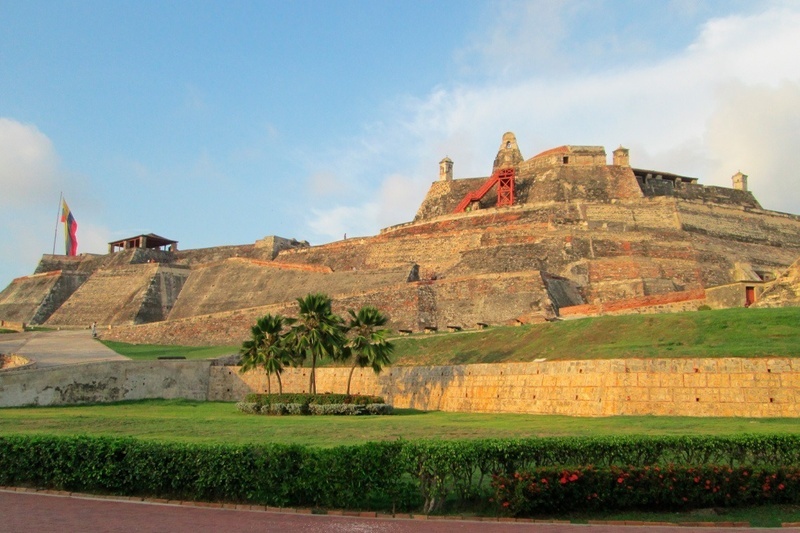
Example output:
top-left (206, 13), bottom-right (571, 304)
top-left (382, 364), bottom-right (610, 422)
top-left (1, 132), bottom-right (799, 346)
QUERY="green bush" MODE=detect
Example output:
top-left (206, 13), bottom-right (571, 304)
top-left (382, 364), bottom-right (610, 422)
top-left (492, 464), bottom-right (800, 515)
top-left (243, 393), bottom-right (386, 406)
top-left (1, 434), bottom-right (799, 514)
top-left (236, 401), bottom-right (393, 416)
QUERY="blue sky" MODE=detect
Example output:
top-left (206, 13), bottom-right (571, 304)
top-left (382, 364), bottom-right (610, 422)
top-left (2, 0), bottom-right (799, 286)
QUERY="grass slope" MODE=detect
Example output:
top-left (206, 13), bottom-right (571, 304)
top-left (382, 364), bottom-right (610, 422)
top-left (387, 307), bottom-right (800, 366)
top-left (99, 308), bottom-right (800, 365)
top-left (99, 341), bottom-right (237, 360)
top-left (1, 399), bottom-right (798, 446)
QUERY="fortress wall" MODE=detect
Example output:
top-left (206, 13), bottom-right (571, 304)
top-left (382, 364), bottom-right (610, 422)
top-left (167, 260), bottom-right (412, 321)
top-left (677, 202), bottom-right (800, 247)
top-left (7, 352), bottom-right (795, 417)
top-left (0, 360), bottom-right (211, 407)
top-left (753, 257), bottom-right (800, 308)
top-left (414, 177), bottom-right (489, 221)
top-left (45, 264), bottom-right (161, 327)
top-left (173, 243), bottom-right (263, 267)
top-left (584, 199), bottom-right (680, 230)
top-left (0, 272), bottom-right (62, 323)
top-left (134, 267), bottom-right (190, 323)
top-left (523, 167), bottom-right (643, 205)
top-left (34, 254), bottom-right (108, 275)
top-left (428, 272), bottom-right (553, 328)
top-left (104, 271), bottom-right (551, 346)
top-left (673, 184), bottom-right (761, 208)
top-left (212, 357), bottom-right (800, 418)
top-left (105, 283), bottom-right (423, 346)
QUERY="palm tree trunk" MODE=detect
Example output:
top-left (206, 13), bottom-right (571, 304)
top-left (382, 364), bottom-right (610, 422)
top-left (267, 373), bottom-right (271, 395)
top-left (309, 353), bottom-right (317, 395)
top-left (277, 372), bottom-right (283, 395)
top-left (346, 361), bottom-right (358, 396)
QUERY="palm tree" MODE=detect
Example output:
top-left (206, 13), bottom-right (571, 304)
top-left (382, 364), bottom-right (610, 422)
top-left (345, 306), bottom-right (394, 396)
top-left (239, 314), bottom-right (293, 395)
top-left (287, 293), bottom-right (347, 395)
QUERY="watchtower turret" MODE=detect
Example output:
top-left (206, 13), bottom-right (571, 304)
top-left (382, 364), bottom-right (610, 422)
top-left (613, 146), bottom-right (630, 167)
top-left (732, 171), bottom-right (748, 191)
top-left (493, 132), bottom-right (524, 170)
top-left (439, 157), bottom-right (453, 181)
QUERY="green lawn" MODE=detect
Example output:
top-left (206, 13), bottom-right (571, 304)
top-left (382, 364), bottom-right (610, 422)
top-left (1, 399), bottom-right (798, 447)
top-left (385, 307), bottom-right (800, 366)
top-left (98, 307), bottom-right (800, 365)
top-left (99, 340), bottom-right (237, 360)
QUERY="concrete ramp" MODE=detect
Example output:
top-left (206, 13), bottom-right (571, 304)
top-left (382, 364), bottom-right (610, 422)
top-left (0, 271), bottom-right (88, 325)
top-left (45, 264), bottom-right (186, 327)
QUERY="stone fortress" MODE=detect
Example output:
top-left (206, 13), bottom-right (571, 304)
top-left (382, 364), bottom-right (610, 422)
top-left (2, 132), bottom-right (800, 347)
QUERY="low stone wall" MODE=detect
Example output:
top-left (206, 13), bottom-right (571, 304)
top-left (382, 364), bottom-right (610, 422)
top-left (3, 357), bottom-right (797, 417)
top-left (0, 360), bottom-right (211, 407)
top-left (0, 354), bottom-right (34, 371)
top-left (211, 357), bottom-right (800, 418)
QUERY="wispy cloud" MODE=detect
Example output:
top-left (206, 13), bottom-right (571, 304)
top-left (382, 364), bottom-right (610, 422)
top-left (302, 3), bottom-right (800, 242)
top-left (0, 118), bottom-right (62, 208)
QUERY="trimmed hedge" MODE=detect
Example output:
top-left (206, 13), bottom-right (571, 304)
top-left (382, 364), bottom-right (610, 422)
top-left (243, 393), bottom-right (385, 406)
top-left (2, 434), bottom-right (800, 514)
top-left (493, 465), bottom-right (800, 515)
top-left (236, 402), bottom-right (393, 416)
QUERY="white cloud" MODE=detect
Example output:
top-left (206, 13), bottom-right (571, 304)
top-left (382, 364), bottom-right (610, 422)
top-left (308, 204), bottom-right (380, 241)
top-left (0, 118), bottom-right (62, 208)
top-left (303, 3), bottom-right (800, 240)
top-left (705, 80), bottom-right (800, 213)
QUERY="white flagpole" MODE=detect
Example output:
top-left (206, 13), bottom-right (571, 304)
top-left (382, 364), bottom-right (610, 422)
top-left (53, 192), bottom-right (63, 255)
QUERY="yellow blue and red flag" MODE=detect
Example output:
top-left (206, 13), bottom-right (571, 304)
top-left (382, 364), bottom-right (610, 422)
top-left (60, 199), bottom-right (78, 256)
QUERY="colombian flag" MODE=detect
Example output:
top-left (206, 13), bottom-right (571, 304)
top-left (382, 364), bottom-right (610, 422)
top-left (60, 199), bottom-right (78, 256)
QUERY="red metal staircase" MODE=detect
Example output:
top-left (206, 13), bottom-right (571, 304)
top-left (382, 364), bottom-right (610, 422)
top-left (453, 167), bottom-right (515, 213)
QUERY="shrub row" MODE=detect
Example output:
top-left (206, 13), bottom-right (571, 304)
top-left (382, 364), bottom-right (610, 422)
top-left (493, 465), bottom-right (800, 515)
top-left (2, 434), bottom-right (799, 513)
top-left (236, 402), bottom-right (393, 416)
top-left (243, 393), bottom-right (386, 406)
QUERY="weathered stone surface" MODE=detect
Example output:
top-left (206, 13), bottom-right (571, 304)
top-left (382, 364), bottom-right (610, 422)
top-left (214, 357), bottom-right (800, 417)
top-left (753, 256), bottom-right (800, 308)
top-left (1, 136), bottom-right (799, 345)
top-left (2, 354), bottom-right (796, 417)
top-left (0, 360), bottom-right (211, 407)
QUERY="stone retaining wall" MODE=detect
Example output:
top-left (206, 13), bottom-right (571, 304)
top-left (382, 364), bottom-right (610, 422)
top-left (211, 357), bottom-right (800, 418)
top-left (0, 360), bottom-right (211, 407)
top-left (3, 357), bottom-right (797, 417)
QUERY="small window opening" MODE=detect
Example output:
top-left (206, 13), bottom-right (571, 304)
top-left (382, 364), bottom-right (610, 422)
top-left (563, 156), bottom-right (569, 164)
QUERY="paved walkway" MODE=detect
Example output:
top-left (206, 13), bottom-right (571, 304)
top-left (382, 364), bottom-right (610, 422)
top-left (2, 490), bottom-right (793, 533)
top-left (0, 329), bottom-right (127, 368)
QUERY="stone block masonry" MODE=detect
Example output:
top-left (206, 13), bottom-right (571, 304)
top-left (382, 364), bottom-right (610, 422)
top-left (3, 356), bottom-right (797, 417)
top-left (0, 360), bottom-right (211, 407)
top-left (212, 357), bottom-right (800, 417)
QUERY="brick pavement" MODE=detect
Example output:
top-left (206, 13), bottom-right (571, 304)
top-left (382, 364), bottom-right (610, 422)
top-left (3, 489), bottom-right (798, 533)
